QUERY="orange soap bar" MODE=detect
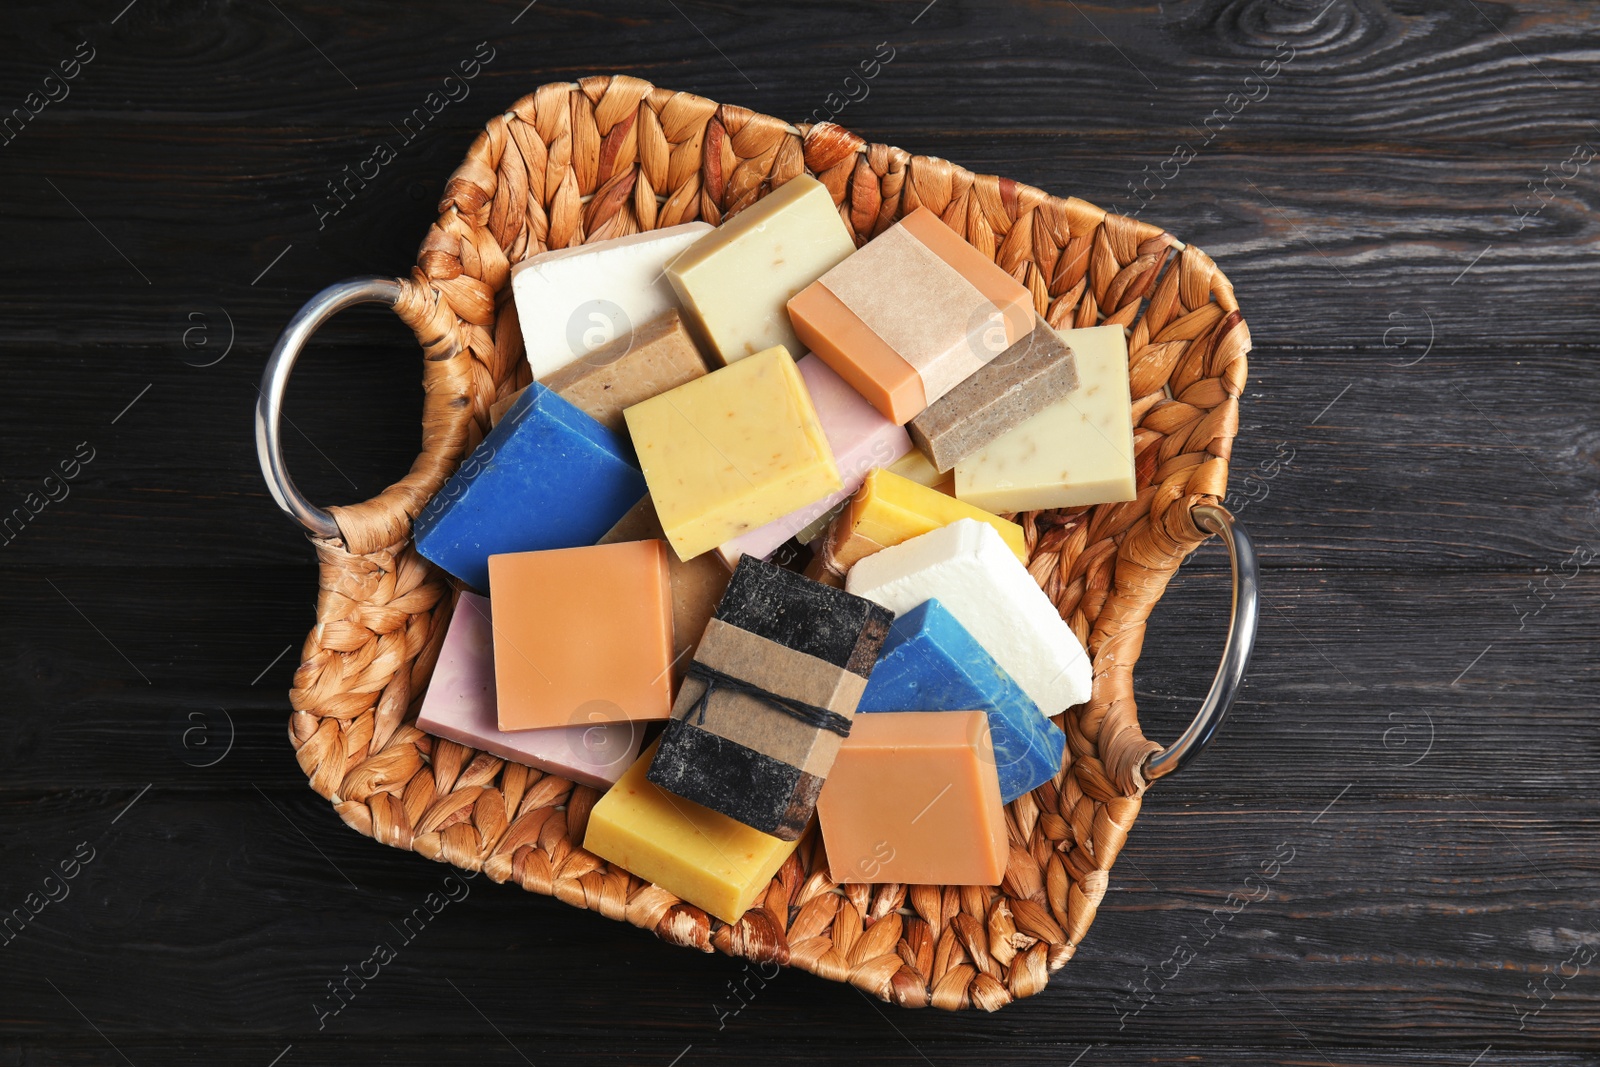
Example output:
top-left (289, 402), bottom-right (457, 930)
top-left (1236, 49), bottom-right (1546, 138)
top-left (817, 710), bottom-right (1008, 886)
top-left (488, 541), bottom-right (675, 730)
top-left (788, 207), bottom-right (1034, 424)
top-left (598, 495), bottom-right (730, 680)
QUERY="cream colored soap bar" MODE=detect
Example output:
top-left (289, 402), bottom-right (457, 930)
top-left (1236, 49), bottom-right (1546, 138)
top-left (954, 325), bottom-right (1137, 512)
top-left (623, 346), bottom-right (843, 561)
top-left (665, 176), bottom-right (856, 365)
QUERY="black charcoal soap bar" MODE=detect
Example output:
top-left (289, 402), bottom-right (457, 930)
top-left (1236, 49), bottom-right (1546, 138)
top-left (716, 556), bottom-right (893, 676)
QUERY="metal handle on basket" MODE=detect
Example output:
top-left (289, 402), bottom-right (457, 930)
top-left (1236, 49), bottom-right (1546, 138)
top-left (1142, 502), bottom-right (1260, 782)
top-left (255, 277), bottom-right (405, 541)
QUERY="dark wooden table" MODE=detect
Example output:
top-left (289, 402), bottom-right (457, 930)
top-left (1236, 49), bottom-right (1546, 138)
top-left (3, 0), bottom-right (1597, 1063)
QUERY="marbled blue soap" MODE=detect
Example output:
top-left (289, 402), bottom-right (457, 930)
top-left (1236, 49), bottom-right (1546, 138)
top-left (413, 384), bottom-right (645, 592)
top-left (859, 598), bottom-right (1066, 802)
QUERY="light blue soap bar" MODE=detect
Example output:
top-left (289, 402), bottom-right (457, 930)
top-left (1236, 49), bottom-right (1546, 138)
top-left (859, 598), bottom-right (1066, 803)
top-left (413, 384), bottom-right (645, 592)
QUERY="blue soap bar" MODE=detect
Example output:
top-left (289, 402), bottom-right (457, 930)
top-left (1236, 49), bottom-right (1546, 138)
top-left (859, 598), bottom-right (1066, 803)
top-left (413, 384), bottom-right (645, 592)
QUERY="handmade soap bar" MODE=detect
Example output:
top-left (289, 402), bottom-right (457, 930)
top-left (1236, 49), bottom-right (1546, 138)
top-left (886, 450), bottom-right (955, 496)
top-left (665, 176), bottom-right (856, 365)
top-left (416, 593), bottom-right (643, 787)
top-left (715, 354), bottom-right (911, 567)
top-left (811, 467), bottom-right (1028, 582)
top-left (512, 221), bottom-right (712, 378)
top-left (647, 556), bottom-right (893, 840)
top-left (488, 541), bottom-right (674, 730)
top-left (955, 324), bottom-right (1137, 511)
top-left (583, 740), bottom-right (800, 924)
top-left (537, 309), bottom-right (709, 435)
top-left (413, 384), bottom-right (645, 592)
top-left (908, 316), bottom-right (1080, 472)
top-left (598, 495), bottom-right (730, 679)
top-left (858, 599), bottom-right (1065, 802)
top-left (788, 207), bottom-right (1034, 424)
top-left (817, 711), bottom-right (1007, 886)
top-left (624, 346), bottom-right (842, 562)
top-left (847, 519), bottom-right (1091, 714)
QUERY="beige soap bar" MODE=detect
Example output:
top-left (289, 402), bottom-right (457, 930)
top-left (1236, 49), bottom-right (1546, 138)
top-left (598, 495), bottom-right (730, 680)
top-left (538, 310), bottom-right (708, 434)
top-left (665, 176), bottom-right (857, 365)
top-left (491, 311), bottom-right (708, 432)
top-left (954, 324), bottom-right (1137, 512)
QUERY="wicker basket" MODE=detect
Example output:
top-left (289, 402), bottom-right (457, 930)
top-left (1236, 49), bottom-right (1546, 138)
top-left (257, 76), bottom-right (1253, 1011)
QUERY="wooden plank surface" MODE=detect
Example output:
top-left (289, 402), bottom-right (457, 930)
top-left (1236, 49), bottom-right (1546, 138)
top-left (3, 0), bottom-right (1598, 1063)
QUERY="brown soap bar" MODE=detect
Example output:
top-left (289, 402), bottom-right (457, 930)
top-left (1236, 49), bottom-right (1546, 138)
top-left (907, 316), bottom-right (1079, 472)
top-left (537, 309), bottom-right (709, 433)
top-left (598, 494), bottom-right (730, 682)
top-left (646, 556), bottom-right (893, 840)
top-left (489, 386), bottom-right (527, 427)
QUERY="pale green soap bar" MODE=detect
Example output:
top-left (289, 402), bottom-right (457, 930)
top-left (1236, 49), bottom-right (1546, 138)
top-left (665, 175), bottom-right (856, 366)
top-left (953, 325), bottom-right (1137, 512)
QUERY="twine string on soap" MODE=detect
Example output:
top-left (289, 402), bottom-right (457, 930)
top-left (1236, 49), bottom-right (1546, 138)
top-left (682, 660), bottom-right (853, 737)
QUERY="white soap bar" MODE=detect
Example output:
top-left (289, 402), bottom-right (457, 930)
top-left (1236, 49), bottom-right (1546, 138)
top-left (666, 176), bottom-right (857, 365)
top-left (512, 222), bottom-right (713, 379)
top-left (954, 324), bottom-right (1137, 512)
top-left (845, 518), bottom-right (1090, 714)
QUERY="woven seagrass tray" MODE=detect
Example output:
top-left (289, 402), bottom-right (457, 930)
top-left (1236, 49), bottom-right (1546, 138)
top-left (256, 76), bottom-right (1257, 1011)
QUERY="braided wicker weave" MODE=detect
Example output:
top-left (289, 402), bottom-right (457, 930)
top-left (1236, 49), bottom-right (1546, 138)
top-left (284, 76), bottom-right (1249, 1011)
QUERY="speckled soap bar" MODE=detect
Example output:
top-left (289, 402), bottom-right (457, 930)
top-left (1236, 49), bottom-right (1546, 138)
top-left (665, 176), bottom-right (856, 366)
top-left (623, 345), bottom-right (842, 562)
top-left (954, 324), bottom-right (1137, 512)
top-left (907, 316), bottom-right (1079, 472)
top-left (537, 309), bottom-right (709, 435)
top-left (715, 354), bottom-right (911, 567)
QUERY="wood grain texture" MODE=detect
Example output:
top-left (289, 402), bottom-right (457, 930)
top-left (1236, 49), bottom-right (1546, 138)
top-left (1, 0), bottom-right (1597, 1061)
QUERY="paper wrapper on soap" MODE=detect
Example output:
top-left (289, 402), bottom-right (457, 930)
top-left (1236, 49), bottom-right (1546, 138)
top-left (646, 555), bottom-right (893, 841)
top-left (788, 207), bottom-right (1034, 424)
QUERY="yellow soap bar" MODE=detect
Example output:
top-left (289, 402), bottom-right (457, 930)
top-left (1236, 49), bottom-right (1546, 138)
top-left (886, 449), bottom-right (955, 497)
top-left (815, 467), bottom-right (1028, 578)
top-left (624, 346), bottom-right (842, 561)
top-left (954, 325), bottom-right (1137, 511)
top-left (665, 176), bottom-right (857, 365)
top-left (583, 741), bottom-right (800, 924)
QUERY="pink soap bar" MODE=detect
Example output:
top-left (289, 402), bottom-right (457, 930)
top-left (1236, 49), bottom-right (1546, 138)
top-left (415, 592), bottom-right (643, 788)
top-left (716, 354), bottom-right (911, 567)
